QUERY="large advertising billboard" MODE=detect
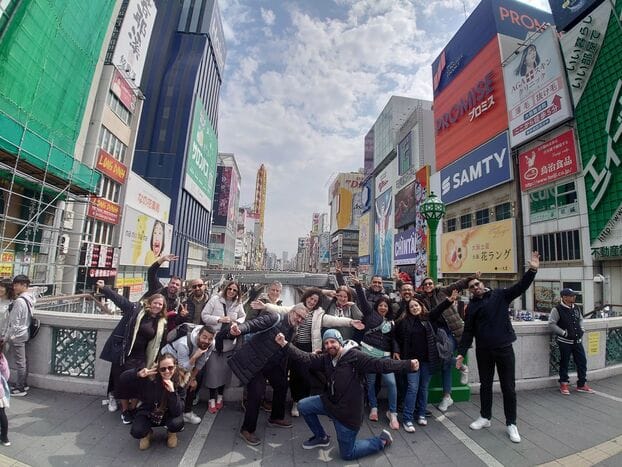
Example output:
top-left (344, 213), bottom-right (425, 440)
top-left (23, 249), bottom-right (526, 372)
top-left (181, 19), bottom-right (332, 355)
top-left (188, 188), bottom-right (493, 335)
top-left (212, 166), bottom-right (239, 229)
top-left (358, 212), bottom-right (370, 258)
top-left (111, 0), bottom-right (157, 84)
top-left (319, 232), bottom-right (331, 264)
top-left (440, 132), bottom-right (512, 205)
top-left (441, 218), bottom-right (517, 274)
top-left (119, 206), bottom-right (173, 266)
top-left (503, 28), bottom-right (573, 147)
top-left (374, 188), bottom-right (393, 278)
top-left (184, 98), bottom-right (218, 210)
top-left (125, 172), bottom-right (171, 223)
top-left (518, 129), bottom-right (579, 192)
top-left (434, 39), bottom-right (508, 170)
top-left (566, 1), bottom-right (622, 248)
top-left (329, 172), bottom-right (364, 234)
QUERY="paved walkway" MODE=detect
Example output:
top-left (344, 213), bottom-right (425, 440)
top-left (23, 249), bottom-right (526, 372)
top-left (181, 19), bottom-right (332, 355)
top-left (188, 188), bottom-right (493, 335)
top-left (1, 375), bottom-right (621, 466)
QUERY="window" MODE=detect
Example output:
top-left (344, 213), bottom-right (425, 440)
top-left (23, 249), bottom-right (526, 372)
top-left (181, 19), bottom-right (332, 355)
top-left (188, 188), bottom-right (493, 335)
top-left (106, 91), bottom-right (131, 124)
top-left (96, 176), bottom-right (121, 203)
top-left (530, 181), bottom-right (578, 223)
top-left (446, 218), bottom-right (457, 232)
top-left (495, 202), bottom-right (511, 220)
top-left (532, 230), bottom-right (581, 262)
top-left (476, 208), bottom-right (490, 225)
top-left (98, 126), bottom-right (128, 163)
top-left (82, 219), bottom-right (114, 245)
top-left (460, 214), bottom-right (472, 229)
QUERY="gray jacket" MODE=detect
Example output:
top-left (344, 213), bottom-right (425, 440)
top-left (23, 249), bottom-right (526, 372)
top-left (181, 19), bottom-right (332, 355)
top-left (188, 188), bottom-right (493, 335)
top-left (161, 325), bottom-right (213, 372)
top-left (8, 292), bottom-right (36, 343)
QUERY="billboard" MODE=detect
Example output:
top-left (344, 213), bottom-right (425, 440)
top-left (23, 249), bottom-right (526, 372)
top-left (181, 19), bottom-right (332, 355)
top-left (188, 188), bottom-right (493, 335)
top-left (434, 39), bottom-right (508, 170)
top-left (567, 1), bottom-right (622, 247)
top-left (111, 0), bottom-right (157, 85)
top-left (312, 213), bottom-right (321, 235)
top-left (358, 212), bottom-right (370, 258)
top-left (87, 197), bottom-right (121, 224)
top-left (374, 188), bottom-right (393, 278)
top-left (375, 158), bottom-right (397, 196)
top-left (95, 149), bottom-right (128, 184)
top-left (440, 132), bottom-right (512, 205)
top-left (119, 206), bottom-right (173, 266)
top-left (212, 166), bottom-right (238, 228)
top-left (395, 181), bottom-right (417, 228)
top-left (518, 129), bottom-right (579, 191)
top-left (441, 218), bottom-right (517, 274)
top-left (548, 0), bottom-right (604, 32)
top-left (111, 70), bottom-right (137, 113)
top-left (184, 98), bottom-right (218, 209)
top-left (319, 232), bottom-right (330, 264)
top-left (125, 171), bottom-right (171, 223)
top-left (329, 172), bottom-right (364, 234)
top-left (503, 28), bottom-right (573, 147)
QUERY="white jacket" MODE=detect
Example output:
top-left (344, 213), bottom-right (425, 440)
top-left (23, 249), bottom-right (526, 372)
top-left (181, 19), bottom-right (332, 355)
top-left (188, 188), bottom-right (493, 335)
top-left (201, 295), bottom-right (245, 352)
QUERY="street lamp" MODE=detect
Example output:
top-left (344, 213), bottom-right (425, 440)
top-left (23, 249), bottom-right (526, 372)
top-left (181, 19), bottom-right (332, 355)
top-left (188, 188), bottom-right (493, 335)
top-left (420, 191), bottom-right (446, 283)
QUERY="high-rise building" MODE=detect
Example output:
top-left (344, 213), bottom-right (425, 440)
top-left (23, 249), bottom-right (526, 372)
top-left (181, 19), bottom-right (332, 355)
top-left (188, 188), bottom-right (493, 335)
top-left (252, 164), bottom-right (267, 269)
top-left (132, 0), bottom-right (226, 279)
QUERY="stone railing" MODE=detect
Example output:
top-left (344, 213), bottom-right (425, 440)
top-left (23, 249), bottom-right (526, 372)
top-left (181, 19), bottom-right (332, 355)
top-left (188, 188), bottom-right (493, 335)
top-left (25, 310), bottom-right (622, 396)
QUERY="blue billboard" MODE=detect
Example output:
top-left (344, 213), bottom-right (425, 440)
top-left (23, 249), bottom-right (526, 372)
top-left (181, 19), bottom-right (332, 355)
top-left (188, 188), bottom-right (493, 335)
top-left (548, 0), bottom-right (604, 32)
top-left (440, 132), bottom-right (512, 205)
top-left (394, 227), bottom-right (418, 266)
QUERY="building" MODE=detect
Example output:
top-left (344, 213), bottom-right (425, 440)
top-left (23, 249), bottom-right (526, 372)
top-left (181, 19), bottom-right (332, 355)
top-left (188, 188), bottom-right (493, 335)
top-left (328, 171), bottom-right (364, 270)
top-left (132, 0), bottom-right (226, 279)
top-left (252, 164), bottom-right (267, 269)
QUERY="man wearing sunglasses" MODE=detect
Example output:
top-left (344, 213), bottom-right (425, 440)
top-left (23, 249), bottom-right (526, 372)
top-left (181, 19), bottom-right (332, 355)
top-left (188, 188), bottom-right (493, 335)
top-left (456, 251), bottom-right (540, 444)
top-left (178, 279), bottom-right (209, 325)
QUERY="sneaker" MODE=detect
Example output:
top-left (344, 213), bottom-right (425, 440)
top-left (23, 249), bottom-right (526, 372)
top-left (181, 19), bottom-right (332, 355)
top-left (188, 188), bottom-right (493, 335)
top-left (469, 416), bottom-right (491, 430)
top-left (208, 399), bottom-right (218, 414)
top-left (10, 388), bottom-right (27, 397)
top-left (459, 365), bottom-right (469, 385)
top-left (183, 412), bottom-right (202, 424)
top-left (403, 421), bottom-right (416, 433)
top-left (268, 418), bottom-right (293, 428)
top-left (216, 397), bottom-right (224, 409)
top-left (23, 386), bottom-right (30, 391)
top-left (302, 435), bottom-right (330, 450)
top-left (379, 429), bottom-right (393, 447)
top-left (261, 400), bottom-right (273, 413)
top-left (560, 382), bottom-right (570, 395)
top-left (1, 439), bottom-right (9, 446)
top-left (386, 411), bottom-right (399, 430)
top-left (417, 416), bottom-right (428, 426)
top-left (438, 395), bottom-right (454, 412)
top-left (290, 402), bottom-right (299, 417)
top-left (167, 431), bottom-right (178, 448)
top-left (577, 384), bottom-right (595, 394)
top-left (369, 407), bottom-right (378, 421)
top-left (121, 410), bottom-right (133, 425)
top-left (139, 431), bottom-right (152, 450)
top-left (108, 393), bottom-right (118, 412)
top-left (507, 424), bottom-right (521, 443)
top-left (240, 429), bottom-right (261, 446)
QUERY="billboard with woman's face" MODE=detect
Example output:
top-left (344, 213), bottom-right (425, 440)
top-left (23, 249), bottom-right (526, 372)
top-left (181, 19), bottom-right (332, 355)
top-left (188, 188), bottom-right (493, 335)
top-left (119, 206), bottom-right (173, 266)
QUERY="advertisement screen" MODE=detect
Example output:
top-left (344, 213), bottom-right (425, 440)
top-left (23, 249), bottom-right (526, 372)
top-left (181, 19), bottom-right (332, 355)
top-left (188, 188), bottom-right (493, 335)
top-left (125, 172), bottom-right (171, 223)
top-left (374, 189), bottom-right (393, 278)
top-left (548, 0), bottom-right (604, 32)
top-left (119, 206), bottom-right (173, 266)
top-left (319, 232), bottom-right (331, 264)
top-left (503, 28), bottom-right (573, 147)
top-left (440, 132), bottom-right (512, 205)
top-left (213, 166), bottom-right (232, 227)
top-left (434, 39), bottom-right (508, 170)
top-left (441, 218), bottom-right (517, 274)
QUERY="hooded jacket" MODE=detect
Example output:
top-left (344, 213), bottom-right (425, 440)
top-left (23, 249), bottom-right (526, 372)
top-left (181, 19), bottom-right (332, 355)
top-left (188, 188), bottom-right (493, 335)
top-left (160, 325), bottom-right (214, 372)
top-left (7, 292), bottom-right (36, 343)
top-left (285, 341), bottom-right (413, 430)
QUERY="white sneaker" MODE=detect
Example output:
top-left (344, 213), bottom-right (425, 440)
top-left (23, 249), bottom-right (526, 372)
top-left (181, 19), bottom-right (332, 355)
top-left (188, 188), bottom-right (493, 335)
top-left (183, 412), bottom-right (202, 424)
top-left (107, 393), bottom-right (118, 412)
top-left (459, 365), bottom-right (469, 385)
top-left (291, 402), bottom-right (299, 417)
top-left (469, 416), bottom-right (491, 430)
top-left (386, 411), bottom-right (399, 430)
top-left (438, 395), bottom-right (454, 412)
top-left (507, 424), bottom-right (521, 443)
top-left (403, 421), bottom-right (416, 433)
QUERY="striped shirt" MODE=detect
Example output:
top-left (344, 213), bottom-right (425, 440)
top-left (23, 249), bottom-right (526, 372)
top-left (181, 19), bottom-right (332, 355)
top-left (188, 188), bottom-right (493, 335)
top-left (295, 310), bottom-right (314, 344)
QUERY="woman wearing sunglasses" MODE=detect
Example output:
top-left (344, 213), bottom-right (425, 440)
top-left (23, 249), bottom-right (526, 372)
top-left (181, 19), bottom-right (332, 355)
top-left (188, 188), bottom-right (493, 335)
top-left (119, 353), bottom-right (184, 450)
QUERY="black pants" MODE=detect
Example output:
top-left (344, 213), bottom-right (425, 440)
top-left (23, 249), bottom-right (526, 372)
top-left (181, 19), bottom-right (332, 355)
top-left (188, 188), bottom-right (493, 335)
top-left (130, 410), bottom-right (184, 439)
top-left (476, 345), bottom-right (516, 426)
top-left (242, 364), bottom-right (287, 433)
top-left (558, 341), bottom-right (587, 386)
top-left (0, 407), bottom-right (7, 442)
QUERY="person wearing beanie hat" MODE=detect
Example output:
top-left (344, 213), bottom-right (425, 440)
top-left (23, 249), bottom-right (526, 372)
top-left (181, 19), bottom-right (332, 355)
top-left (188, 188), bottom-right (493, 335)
top-left (275, 329), bottom-right (419, 460)
top-left (549, 288), bottom-right (594, 395)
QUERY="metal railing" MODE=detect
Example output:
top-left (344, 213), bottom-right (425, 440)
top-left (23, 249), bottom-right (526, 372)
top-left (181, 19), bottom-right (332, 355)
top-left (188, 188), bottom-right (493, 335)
top-left (36, 294), bottom-right (120, 315)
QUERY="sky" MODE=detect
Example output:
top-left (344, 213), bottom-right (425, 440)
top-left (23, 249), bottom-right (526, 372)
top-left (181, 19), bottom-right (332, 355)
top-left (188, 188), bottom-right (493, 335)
top-left (217, 0), bottom-right (550, 259)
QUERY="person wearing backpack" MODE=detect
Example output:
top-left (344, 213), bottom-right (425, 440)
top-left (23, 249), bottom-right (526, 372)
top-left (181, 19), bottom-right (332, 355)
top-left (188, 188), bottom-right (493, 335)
top-left (393, 290), bottom-right (459, 432)
top-left (160, 325), bottom-right (215, 424)
top-left (6, 275), bottom-right (36, 397)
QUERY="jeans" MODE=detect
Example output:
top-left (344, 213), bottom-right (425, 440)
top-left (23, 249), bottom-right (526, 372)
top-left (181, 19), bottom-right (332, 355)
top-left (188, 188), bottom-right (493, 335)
top-left (476, 345), bottom-right (516, 426)
top-left (558, 341), bottom-right (588, 386)
top-left (241, 363), bottom-right (288, 433)
top-left (402, 361), bottom-right (431, 422)
top-left (9, 342), bottom-right (27, 390)
top-left (442, 334), bottom-right (458, 394)
top-left (298, 395), bottom-right (385, 461)
top-left (366, 370), bottom-right (397, 413)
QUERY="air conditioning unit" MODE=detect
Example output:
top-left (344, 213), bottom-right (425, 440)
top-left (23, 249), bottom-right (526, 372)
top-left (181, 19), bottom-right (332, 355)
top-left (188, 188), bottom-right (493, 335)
top-left (62, 209), bottom-right (74, 229)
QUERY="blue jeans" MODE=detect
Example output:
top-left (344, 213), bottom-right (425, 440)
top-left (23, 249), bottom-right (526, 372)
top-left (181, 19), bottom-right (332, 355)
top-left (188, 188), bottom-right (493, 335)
top-left (298, 396), bottom-right (385, 460)
top-left (442, 334), bottom-right (458, 394)
top-left (367, 370), bottom-right (397, 413)
top-left (402, 361), bottom-right (431, 422)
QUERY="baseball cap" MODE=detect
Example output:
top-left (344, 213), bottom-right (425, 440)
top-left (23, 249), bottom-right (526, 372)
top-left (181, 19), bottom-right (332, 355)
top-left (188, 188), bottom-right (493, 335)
top-left (560, 288), bottom-right (576, 297)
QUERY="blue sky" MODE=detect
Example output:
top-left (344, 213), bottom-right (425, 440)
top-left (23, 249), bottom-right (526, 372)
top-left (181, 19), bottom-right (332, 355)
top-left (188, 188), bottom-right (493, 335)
top-left (218, 0), bottom-right (550, 259)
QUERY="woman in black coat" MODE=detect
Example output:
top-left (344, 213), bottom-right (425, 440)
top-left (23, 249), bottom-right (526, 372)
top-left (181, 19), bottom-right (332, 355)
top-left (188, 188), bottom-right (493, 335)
top-left (118, 353), bottom-right (184, 450)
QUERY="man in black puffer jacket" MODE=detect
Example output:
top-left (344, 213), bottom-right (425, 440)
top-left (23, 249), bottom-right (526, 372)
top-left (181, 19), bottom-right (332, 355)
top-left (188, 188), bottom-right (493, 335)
top-left (226, 304), bottom-right (308, 446)
top-left (275, 329), bottom-right (418, 461)
top-left (456, 251), bottom-right (540, 445)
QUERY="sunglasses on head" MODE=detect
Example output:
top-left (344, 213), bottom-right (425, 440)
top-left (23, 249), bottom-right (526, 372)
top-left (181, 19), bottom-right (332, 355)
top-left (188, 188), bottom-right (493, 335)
top-left (158, 365), bottom-right (175, 373)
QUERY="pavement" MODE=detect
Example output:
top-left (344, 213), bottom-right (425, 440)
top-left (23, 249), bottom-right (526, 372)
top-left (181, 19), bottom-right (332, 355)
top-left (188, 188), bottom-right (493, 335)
top-left (1, 375), bottom-right (621, 467)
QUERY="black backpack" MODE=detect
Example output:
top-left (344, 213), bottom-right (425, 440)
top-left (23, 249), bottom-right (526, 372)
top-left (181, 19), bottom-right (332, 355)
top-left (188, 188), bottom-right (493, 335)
top-left (166, 322), bottom-right (199, 345)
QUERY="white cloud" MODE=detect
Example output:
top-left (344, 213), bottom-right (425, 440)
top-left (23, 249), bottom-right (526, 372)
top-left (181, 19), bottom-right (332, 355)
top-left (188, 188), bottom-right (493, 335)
top-left (260, 7), bottom-right (276, 26)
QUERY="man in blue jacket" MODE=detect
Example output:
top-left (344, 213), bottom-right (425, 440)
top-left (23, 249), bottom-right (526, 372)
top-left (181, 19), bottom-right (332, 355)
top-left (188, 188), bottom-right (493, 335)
top-left (456, 251), bottom-right (540, 444)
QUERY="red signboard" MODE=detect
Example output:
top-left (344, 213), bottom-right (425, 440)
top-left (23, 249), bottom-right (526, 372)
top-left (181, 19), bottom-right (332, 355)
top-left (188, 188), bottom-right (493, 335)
top-left (518, 129), bottom-right (579, 191)
top-left (96, 149), bottom-right (128, 184)
top-left (434, 38), bottom-right (508, 170)
top-left (87, 197), bottom-right (121, 224)
top-left (111, 69), bottom-right (136, 112)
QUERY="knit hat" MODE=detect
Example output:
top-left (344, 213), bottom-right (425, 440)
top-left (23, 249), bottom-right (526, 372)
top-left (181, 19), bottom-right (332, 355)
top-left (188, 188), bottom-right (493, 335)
top-left (322, 329), bottom-right (344, 345)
